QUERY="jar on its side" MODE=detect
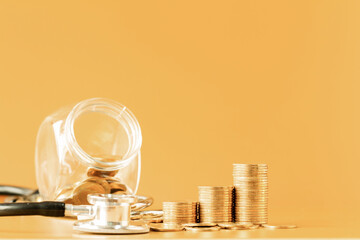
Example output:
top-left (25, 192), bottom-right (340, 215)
top-left (35, 98), bottom-right (142, 205)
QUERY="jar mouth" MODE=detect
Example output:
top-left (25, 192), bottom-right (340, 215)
top-left (64, 98), bottom-right (142, 170)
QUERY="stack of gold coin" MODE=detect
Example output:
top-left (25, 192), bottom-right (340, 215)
top-left (198, 186), bottom-right (233, 223)
top-left (233, 164), bottom-right (268, 225)
top-left (163, 202), bottom-right (198, 224)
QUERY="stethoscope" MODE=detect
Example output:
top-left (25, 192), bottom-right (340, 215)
top-left (0, 186), bottom-right (157, 234)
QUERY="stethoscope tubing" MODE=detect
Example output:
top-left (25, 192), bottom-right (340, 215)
top-left (0, 185), bottom-right (35, 196)
top-left (0, 201), bottom-right (65, 217)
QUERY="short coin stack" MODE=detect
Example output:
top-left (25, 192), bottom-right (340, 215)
top-left (198, 186), bottom-right (233, 223)
top-left (233, 164), bottom-right (268, 225)
top-left (163, 202), bottom-right (198, 224)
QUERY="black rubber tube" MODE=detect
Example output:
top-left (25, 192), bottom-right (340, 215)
top-left (0, 185), bottom-right (35, 196)
top-left (0, 201), bottom-right (65, 217)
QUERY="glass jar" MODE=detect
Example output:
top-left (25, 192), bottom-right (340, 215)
top-left (35, 98), bottom-right (142, 205)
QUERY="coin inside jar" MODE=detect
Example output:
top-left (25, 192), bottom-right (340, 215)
top-left (87, 168), bottom-right (119, 177)
top-left (63, 198), bottom-right (74, 204)
top-left (72, 182), bottom-right (106, 205)
top-left (84, 177), bottom-right (111, 194)
top-left (109, 182), bottom-right (127, 193)
top-left (105, 177), bottom-right (128, 194)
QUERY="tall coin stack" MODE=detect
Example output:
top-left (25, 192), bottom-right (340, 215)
top-left (233, 164), bottom-right (268, 225)
top-left (163, 202), bottom-right (198, 224)
top-left (198, 186), bottom-right (233, 223)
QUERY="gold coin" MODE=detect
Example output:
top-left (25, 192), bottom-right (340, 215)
top-left (200, 215), bottom-right (232, 218)
top-left (200, 210), bottom-right (232, 214)
top-left (163, 216), bottom-right (196, 218)
top-left (150, 223), bottom-right (184, 232)
top-left (183, 223), bottom-right (218, 227)
top-left (201, 220), bottom-right (232, 223)
top-left (198, 192), bottom-right (233, 195)
top-left (147, 218), bottom-right (163, 223)
top-left (233, 163), bottom-right (268, 167)
top-left (233, 181), bottom-right (268, 185)
top-left (233, 180), bottom-right (268, 184)
top-left (233, 185), bottom-right (268, 188)
top-left (199, 196), bottom-right (233, 199)
top-left (63, 198), bottom-right (74, 204)
top-left (163, 202), bottom-right (198, 206)
top-left (163, 210), bottom-right (197, 214)
top-left (163, 218), bottom-right (196, 221)
top-left (199, 191), bottom-right (233, 193)
top-left (184, 226), bottom-right (220, 232)
top-left (261, 224), bottom-right (297, 229)
top-left (235, 195), bottom-right (268, 199)
top-left (109, 182), bottom-right (127, 193)
top-left (218, 222), bottom-right (253, 230)
top-left (199, 202), bottom-right (232, 205)
top-left (233, 173), bottom-right (268, 176)
top-left (104, 177), bottom-right (128, 193)
top-left (87, 168), bottom-right (119, 177)
top-left (233, 175), bottom-right (268, 178)
top-left (199, 205), bottom-right (232, 208)
top-left (163, 215), bottom-right (196, 218)
top-left (163, 210), bottom-right (196, 213)
top-left (163, 206), bottom-right (197, 208)
top-left (72, 182), bottom-right (106, 205)
top-left (164, 221), bottom-right (196, 224)
top-left (84, 177), bottom-right (111, 194)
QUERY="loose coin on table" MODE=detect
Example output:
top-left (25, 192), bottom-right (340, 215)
top-left (149, 223), bottom-right (184, 232)
top-left (184, 225), bottom-right (221, 232)
top-left (218, 222), bottom-right (254, 230)
top-left (261, 224), bottom-right (297, 229)
top-left (183, 223), bottom-right (218, 228)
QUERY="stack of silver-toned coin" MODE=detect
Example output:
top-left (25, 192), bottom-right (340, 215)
top-left (163, 202), bottom-right (198, 224)
top-left (198, 186), bottom-right (233, 223)
top-left (233, 164), bottom-right (268, 225)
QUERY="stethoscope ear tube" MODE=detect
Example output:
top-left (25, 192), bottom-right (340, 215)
top-left (0, 185), bottom-right (35, 196)
top-left (0, 201), bottom-right (65, 217)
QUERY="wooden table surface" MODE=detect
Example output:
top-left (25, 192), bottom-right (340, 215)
top-left (0, 216), bottom-right (358, 239)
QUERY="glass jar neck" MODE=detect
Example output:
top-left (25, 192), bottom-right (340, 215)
top-left (64, 98), bottom-right (142, 170)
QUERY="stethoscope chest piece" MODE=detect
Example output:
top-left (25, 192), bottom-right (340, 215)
top-left (73, 194), bottom-right (149, 234)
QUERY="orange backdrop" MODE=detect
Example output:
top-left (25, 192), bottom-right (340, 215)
top-left (0, 0), bottom-right (359, 227)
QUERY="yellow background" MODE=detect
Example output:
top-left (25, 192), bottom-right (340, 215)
top-left (0, 0), bottom-right (359, 227)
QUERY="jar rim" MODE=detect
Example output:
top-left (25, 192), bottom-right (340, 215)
top-left (64, 98), bottom-right (142, 170)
